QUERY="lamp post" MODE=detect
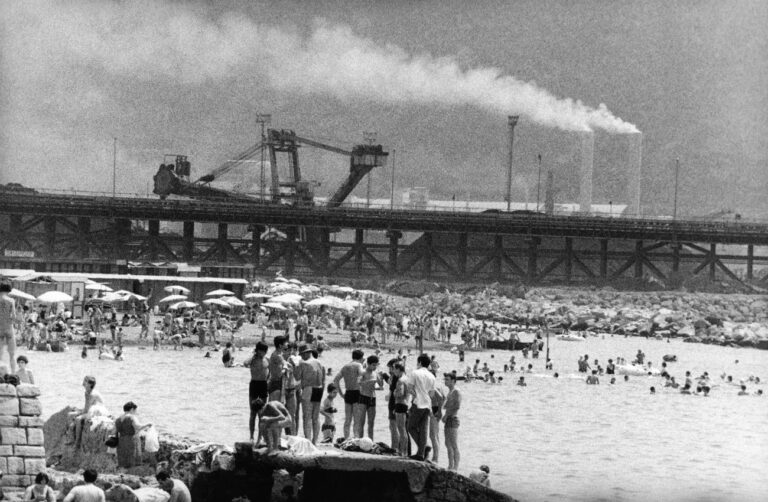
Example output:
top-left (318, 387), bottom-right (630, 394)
top-left (363, 131), bottom-right (377, 208)
top-left (506, 116), bottom-right (519, 211)
top-left (390, 149), bottom-right (396, 210)
top-left (256, 113), bottom-right (271, 200)
top-left (536, 154), bottom-right (542, 212)
top-left (112, 137), bottom-right (117, 198)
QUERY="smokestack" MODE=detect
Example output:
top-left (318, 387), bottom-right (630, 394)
top-left (626, 132), bottom-right (642, 216)
top-left (578, 131), bottom-right (594, 213)
top-left (506, 116), bottom-right (519, 211)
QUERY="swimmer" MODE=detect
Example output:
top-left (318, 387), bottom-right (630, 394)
top-left (525, 364), bottom-right (533, 374)
top-left (624, 375), bottom-right (629, 382)
top-left (756, 389), bottom-right (763, 396)
top-left (586, 370), bottom-right (599, 385)
top-left (738, 385), bottom-right (748, 396)
top-left (469, 465), bottom-right (490, 488)
top-left (610, 377), bottom-right (616, 384)
top-left (204, 352), bottom-right (211, 358)
top-left (81, 346), bottom-right (87, 359)
top-left (516, 376), bottom-right (526, 387)
top-left (553, 372), bottom-right (559, 379)
top-left (650, 386), bottom-right (655, 394)
top-left (680, 384), bottom-right (692, 395)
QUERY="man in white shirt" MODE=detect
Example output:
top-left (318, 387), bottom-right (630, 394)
top-left (407, 353), bottom-right (435, 460)
top-left (63, 469), bottom-right (105, 502)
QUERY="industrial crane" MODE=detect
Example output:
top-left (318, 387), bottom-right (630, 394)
top-left (152, 129), bottom-right (388, 208)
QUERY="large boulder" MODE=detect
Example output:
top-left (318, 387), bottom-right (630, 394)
top-left (44, 407), bottom-right (117, 472)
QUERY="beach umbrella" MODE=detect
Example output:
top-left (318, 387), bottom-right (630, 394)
top-left (269, 282), bottom-right (300, 292)
top-left (158, 294), bottom-right (188, 303)
top-left (245, 292), bottom-right (271, 300)
top-left (288, 278), bottom-right (303, 285)
top-left (164, 285), bottom-right (190, 294)
top-left (206, 289), bottom-right (235, 297)
top-left (305, 296), bottom-right (350, 310)
top-left (270, 293), bottom-right (303, 305)
top-left (9, 289), bottom-right (36, 301)
top-left (262, 302), bottom-right (287, 311)
top-left (225, 297), bottom-right (246, 307)
top-left (37, 291), bottom-right (74, 303)
top-left (203, 298), bottom-right (231, 308)
top-left (274, 276), bottom-right (289, 283)
top-left (168, 301), bottom-right (197, 310)
top-left (111, 290), bottom-right (147, 301)
top-left (344, 299), bottom-right (363, 308)
top-left (85, 283), bottom-right (113, 292)
top-left (99, 293), bottom-right (126, 303)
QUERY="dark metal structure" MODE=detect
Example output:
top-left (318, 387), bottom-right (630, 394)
top-left (1, 190), bottom-right (768, 284)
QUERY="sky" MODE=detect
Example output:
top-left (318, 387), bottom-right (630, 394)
top-left (1, 0), bottom-right (766, 216)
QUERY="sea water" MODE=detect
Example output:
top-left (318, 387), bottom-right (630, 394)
top-left (27, 336), bottom-right (768, 501)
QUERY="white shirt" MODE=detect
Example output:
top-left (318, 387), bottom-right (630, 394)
top-left (409, 367), bottom-right (436, 409)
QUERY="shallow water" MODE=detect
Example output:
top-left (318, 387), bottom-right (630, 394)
top-left (27, 334), bottom-right (768, 502)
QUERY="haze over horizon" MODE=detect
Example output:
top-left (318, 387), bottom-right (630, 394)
top-left (1, 0), bottom-right (766, 217)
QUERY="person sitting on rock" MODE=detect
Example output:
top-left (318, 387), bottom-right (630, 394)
top-left (62, 469), bottom-right (105, 502)
top-left (24, 472), bottom-right (56, 502)
top-left (156, 471), bottom-right (191, 502)
top-left (469, 465), bottom-right (491, 488)
top-left (252, 398), bottom-right (292, 453)
top-left (69, 376), bottom-right (105, 449)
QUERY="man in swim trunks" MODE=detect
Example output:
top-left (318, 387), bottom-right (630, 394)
top-left (333, 349), bottom-right (365, 439)
top-left (243, 342), bottom-right (270, 443)
top-left (252, 399), bottom-right (293, 453)
top-left (357, 355), bottom-right (384, 440)
top-left (282, 342), bottom-right (301, 435)
top-left (268, 336), bottom-right (287, 401)
top-left (293, 344), bottom-right (325, 444)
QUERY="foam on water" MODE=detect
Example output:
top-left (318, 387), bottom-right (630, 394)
top-left (26, 336), bottom-right (768, 501)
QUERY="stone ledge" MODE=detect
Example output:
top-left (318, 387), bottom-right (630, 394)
top-left (16, 385), bottom-right (41, 398)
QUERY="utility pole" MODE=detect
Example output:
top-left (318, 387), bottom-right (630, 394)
top-left (390, 149), bottom-right (396, 210)
top-left (363, 131), bottom-right (377, 208)
top-left (112, 137), bottom-right (117, 198)
top-left (506, 116), bottom-right (519, 211)
top-left (256, 113), bottom-right (271, 200)
top-left (673, 157), bottom-right (680, 220)
top-left (536, 154), bottom-right (542, 212)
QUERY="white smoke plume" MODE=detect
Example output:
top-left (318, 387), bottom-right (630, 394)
top-left (2, 0), bottom-right (638, 134)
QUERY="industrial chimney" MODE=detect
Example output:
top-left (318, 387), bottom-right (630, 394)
top-left (506, 116), bottom-right (519, 211)
top-left (626, 132), bottom-right (642, 216)
top-left (578, 131), bottom-right (594, 213)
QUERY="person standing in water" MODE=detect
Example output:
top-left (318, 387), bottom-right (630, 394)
top-left (442, 372), bottom-right (461, 471)
top-left (333, 349), bottom-right (365, 440)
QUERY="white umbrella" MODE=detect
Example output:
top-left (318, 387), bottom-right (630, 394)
top-left (288, 278), bottom-right (303, 285)
top-left (164, 285), bottom-right (190, 294)
top-left (305, 296), bottom-right (351, 310)
top-left (9, 289), bottom-right (36, 301)
top-left (270, 293), bottom-right (303, 305)
top-left (203, 298), bottom-right (231, 308)
top-left (262, 302), bottom-right (287, 311)
top-left (274, 277), bottom-right (289, 283)
top-left (245, 292), bottom-right (271, 300)
top-left (206, 289), bottom-right (235, 297)
top-left (100, 293), bottom-right (126, 303)
top-left (158, 294), bottom-right (188, 303)
top-left (111, 289), bottom-right (147, 301)
top-left (225, 297), bottom-right (246, 307)
top-left (269, 282), bottom-right (300, 292)
top-left (37, 291), bottom-right (74, 303)
top-left (169, 301), bottom-right (197, 310)
top-left (85, 283), bottom-right (113, 292)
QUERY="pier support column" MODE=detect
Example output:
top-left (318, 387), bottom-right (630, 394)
top-left (457, 233), bottom-right (468, 279)
top-left (709, 243), bottom-right (717, 281)
top-left (114, 218), bottom-right (131, 261)
top-left (493, 235), bottom-right (503, 279)
top-left (183, 222), bottom-right (195, 262)
top-left (217, 224), bottom-right (229, 263)
top-left (747, 244), bottom-right (754, 280)
top-left (564, 237), bottom-right (573, 283)
top-left (285, 227), bottom-right (297, 276)
top-left (354, 229), bottom-right (364, 275)
top-left (423, 233), bottom-right (433, 278)
top-left (319, 229), bottom-right (331, 275)
top-left (44, 217), bottom-right (56, 259)
top-left (78, 217), bottom-right (91, 259)
top-left (634, 240), bottom-right (643, 278)
top-left (672, 242), bottom-right (681, 273)
top-left (527, 237), bottom-right (540, 283)
top-left (387, 230), bottom-right (401, 275)
top-left (600, 239), bottom-right (608, 278)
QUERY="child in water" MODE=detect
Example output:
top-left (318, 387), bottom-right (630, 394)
top-left (516, 376), bottom-right (526, 387)
top-left (586, 370), bottom-right (600, 385)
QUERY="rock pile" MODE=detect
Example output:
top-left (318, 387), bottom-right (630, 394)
top-left (411, 287), bottom-right (768, 349)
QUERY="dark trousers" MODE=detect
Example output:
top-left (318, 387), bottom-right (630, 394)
top-left (407, 405), bottom-right (430, 458)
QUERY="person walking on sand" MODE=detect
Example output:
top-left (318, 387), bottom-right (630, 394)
top-left (0, 284), bottom-right (18, 374)
top-left (333, 349), bottom-right (365, 440)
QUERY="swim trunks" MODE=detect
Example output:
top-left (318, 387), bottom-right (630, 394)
top-left (249, 380), bottom-right (268, 408)
top-left (394, 403), bottom-right (409, 414)
top-left (358, 395), bottom-right (376, 408)
top-left (444, 416), bottom-right (460, 428)
top-left (344, 389), bottom-right (360, 405)
top-left (321, 424), bottom-right (336, 432)
top-left (268, 378), bottom-right (283, 394)
top-left (310, 387), bottom-right (323, 403)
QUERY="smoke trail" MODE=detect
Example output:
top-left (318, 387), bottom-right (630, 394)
top-left (2, 0), bottom-right (638, 133)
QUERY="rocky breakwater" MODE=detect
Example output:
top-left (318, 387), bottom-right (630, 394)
top-left (413, 287), bottom-right (768, 349)
top-left (0, 383), bottom-right (46, 498)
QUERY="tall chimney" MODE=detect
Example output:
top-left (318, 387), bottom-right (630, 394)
top-left (506, 116), bottom-right (519, 211)
top-left (626, 132), bottom-right (642, 216)
top-left (578, 131), bottom-right (594, 213)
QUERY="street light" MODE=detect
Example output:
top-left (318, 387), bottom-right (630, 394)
top-left (506, 116), bottom-right (519, 211)
top-left (256, 113), bottom-right (271, 200)
top-left (363, 131), bottom-right (377, 208)
top-left (673, 158), bottom-right (680, 220)
top-left (536, 154), bottom-right (542, 212)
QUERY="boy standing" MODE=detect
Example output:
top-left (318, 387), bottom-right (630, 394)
top-left (320, 383), bottom-right (339, 443)
top-left (244, 342), bottom-right (270, 443)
